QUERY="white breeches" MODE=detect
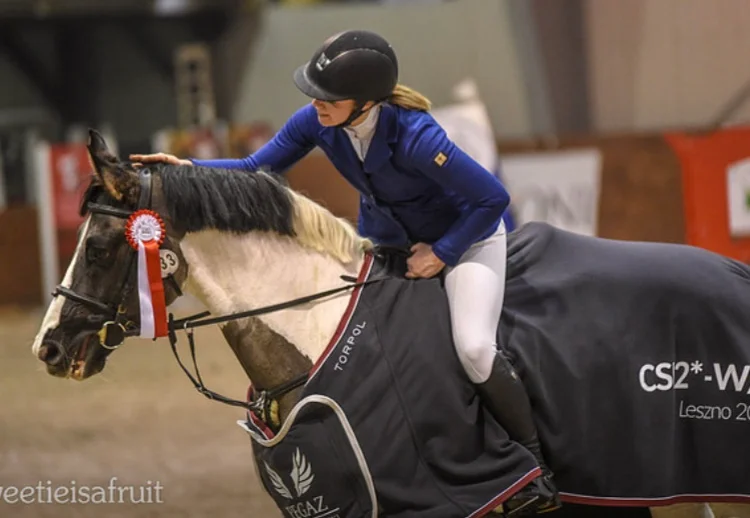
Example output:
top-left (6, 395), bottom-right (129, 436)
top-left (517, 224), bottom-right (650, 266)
top-left (444, 220), bottom-right (507, 384)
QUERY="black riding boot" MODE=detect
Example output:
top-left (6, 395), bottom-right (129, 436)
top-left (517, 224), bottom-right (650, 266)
top-left (476, 352), bottom-right (561, 515)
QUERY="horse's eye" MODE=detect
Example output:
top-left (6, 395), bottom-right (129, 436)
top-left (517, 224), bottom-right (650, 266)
top-left (86, 238), bottom-right (111, 266)
top-left (86, 246), bottom-right (109, 265)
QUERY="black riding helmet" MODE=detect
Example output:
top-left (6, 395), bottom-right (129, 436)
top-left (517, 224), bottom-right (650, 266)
top-left (293, 30), bottom-right (398, 126)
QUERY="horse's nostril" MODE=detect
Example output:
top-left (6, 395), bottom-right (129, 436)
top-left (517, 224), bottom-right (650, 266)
top-left (38, 341), bottom-right (64, 366)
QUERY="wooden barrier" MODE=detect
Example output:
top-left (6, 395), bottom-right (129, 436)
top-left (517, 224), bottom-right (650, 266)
top-left (497, 133), bottom-right (686, 245)
top-left (0, 206), bottom-right (42, 307)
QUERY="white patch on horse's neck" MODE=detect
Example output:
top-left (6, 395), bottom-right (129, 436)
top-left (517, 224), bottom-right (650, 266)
top-left (179, 230), bottom-right (363, 364)
top-left (31, 217), bottom-right (91, 355)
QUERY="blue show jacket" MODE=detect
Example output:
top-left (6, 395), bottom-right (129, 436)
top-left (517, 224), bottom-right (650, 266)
top-left (191, 103), bottom-right (510, 266)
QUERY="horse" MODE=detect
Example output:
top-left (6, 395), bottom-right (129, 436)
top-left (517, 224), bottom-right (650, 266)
top-left (31, 130), bottom-right (749, 518)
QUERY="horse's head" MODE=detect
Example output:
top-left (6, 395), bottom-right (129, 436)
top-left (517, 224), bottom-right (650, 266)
top-left (31, 129), bottom-right (188, 380)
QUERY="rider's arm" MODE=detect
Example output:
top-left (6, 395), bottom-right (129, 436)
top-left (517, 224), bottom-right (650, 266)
top-left (407, 115), bottom-right (510, 267)
top-left (190, 105), bottom-right (318, 174)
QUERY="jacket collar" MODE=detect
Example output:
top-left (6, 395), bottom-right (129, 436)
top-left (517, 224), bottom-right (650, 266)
top-left (319, 103), bottom-right (400, 168)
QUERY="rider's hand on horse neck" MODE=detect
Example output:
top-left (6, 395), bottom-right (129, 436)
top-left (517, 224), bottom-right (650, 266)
top-left (129, 152), bottom-right (193, 167)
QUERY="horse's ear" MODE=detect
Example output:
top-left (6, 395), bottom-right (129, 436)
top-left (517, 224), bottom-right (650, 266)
top-left (86, 128), bottom-right (139, 204)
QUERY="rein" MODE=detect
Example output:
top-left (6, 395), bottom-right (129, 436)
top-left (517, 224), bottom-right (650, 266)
top-left (54, 168), bottom-right (384, 430)
top-left (166, 274), bottom-right (383, 424)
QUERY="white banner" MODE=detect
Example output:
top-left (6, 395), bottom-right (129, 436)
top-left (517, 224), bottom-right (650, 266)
top-left (499, 149), bottom-right (602, 236)
top-left (431, 97), bottom-right (498, 174)
top-left (726, 157), bottom-right (750, 237)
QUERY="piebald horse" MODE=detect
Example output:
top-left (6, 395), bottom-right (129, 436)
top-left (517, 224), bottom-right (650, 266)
top-left (31, 131), bottom-right (725, 518)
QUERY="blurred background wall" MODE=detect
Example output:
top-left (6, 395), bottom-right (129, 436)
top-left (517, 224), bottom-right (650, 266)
top-left (586, 0), bottom-right (750, 132)
top-left (234, 0), bottom-right (537, 137)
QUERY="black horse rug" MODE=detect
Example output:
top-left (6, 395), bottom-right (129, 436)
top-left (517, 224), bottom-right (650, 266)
top-left (239, 222), bottom-right (750, 517)
top-left (499, 222), bottom-right (750, 507)
top-left (240, 250), bottom-right (540, 518)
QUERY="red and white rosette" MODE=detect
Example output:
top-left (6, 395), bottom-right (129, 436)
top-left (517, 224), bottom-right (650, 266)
top-left (126, 209), bottom-right (168, 339)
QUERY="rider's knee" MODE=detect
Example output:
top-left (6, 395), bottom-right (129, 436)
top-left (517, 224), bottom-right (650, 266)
top-left (452, 330), bottom-right (496, 382)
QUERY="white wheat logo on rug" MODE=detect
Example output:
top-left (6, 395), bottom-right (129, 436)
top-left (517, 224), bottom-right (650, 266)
top-left (264, 448), bottom-right (315, 500)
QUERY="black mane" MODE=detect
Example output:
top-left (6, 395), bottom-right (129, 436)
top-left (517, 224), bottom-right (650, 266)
top-left (158, 164), bottom-right (296, 235)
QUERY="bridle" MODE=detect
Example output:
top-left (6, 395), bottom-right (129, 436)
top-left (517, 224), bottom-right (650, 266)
top-left (52, 168), bottom-right (158, 350)
top-left (51, 167), bottom-right (383, 431)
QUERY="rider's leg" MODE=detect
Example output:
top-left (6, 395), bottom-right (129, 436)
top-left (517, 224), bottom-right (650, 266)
top-left (443, 220), bottom-right (554, 481)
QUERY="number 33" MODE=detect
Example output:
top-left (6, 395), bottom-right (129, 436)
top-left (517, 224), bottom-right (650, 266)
top-left (160, 250), bottom-right (179, 277)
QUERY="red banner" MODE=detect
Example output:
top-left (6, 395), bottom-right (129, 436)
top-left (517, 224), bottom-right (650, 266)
top-left (666, 126), bottom-right (750, 263)
top-left (48, 144), bottom-right (93, 268)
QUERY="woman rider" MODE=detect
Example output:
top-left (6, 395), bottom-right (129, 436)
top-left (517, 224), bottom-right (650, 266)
top-left (132, 29), bottom-right (559, 512)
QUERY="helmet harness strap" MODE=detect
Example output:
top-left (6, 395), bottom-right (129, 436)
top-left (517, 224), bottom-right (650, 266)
top-left (336, 99), bottom-right (369, 128)
top-left (335, 93), bottom-right (390, 129)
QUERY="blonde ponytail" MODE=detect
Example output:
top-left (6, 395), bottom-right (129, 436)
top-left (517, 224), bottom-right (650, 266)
top-left (388, 83), bottom-right (432, 111)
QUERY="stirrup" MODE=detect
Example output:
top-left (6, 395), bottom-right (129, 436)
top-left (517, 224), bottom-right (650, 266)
top-left (492, 476), bottom-right (562, 517)
top-left (493, 497), bottom-right (562, 517)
